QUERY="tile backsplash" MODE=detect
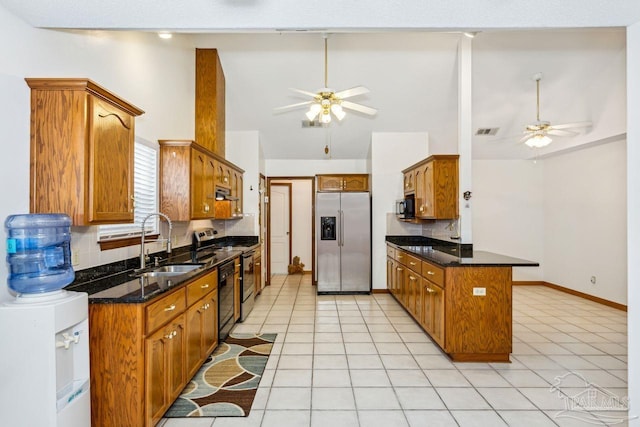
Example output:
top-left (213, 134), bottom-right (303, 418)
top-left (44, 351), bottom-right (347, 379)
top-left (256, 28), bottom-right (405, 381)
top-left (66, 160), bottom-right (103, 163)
top-left (71, 215), bottom-right (257, 270)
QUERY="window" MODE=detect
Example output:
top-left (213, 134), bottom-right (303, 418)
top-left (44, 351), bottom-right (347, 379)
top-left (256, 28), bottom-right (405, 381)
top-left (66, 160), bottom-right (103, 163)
top-left (98, 138), bottom-right (158, 243)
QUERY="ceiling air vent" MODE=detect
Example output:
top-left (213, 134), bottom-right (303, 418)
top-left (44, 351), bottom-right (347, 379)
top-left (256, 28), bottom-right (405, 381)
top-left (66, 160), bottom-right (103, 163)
top-left (475, 127), bottom-right (499, 136)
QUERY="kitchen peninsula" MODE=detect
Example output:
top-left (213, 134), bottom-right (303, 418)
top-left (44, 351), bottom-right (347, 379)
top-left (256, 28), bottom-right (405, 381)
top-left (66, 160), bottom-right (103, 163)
top-left (386, 235), bottom-right (538, 363)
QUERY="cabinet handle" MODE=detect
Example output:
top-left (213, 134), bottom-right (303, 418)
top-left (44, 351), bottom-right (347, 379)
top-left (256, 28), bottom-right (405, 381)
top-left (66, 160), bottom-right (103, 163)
top-left (201, 284), bottom-right (209, 289)
top-left (426, 271), bottom-right (435, 276)
top-left (204, 203), bottom-right (210, 213)
top-left (164, 330), bottom-right (177, 339)
top-left (409, 262), bottom-right (417, 266)
top-left (255, 262), bottom-right (260, 267)
top-left (425, 287), bottom-right (435, 293)
top-left (164, 304), bottom-right (176, 312)
top-left (397, 254), bottom-right (403, 259)
top-left (409, 275), bottom-right (416, 281)
top-left (397, 267), bottom-right (403, 272)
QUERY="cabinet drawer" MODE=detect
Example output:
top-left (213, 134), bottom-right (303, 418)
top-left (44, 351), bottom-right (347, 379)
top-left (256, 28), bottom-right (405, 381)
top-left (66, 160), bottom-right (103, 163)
top-left (387, 246), bottom-right (395, 258)
top-left (422, 260), bottom-right (444, 287)
top-left (405, 253), bottom-right (422, 274)
top-left (186, 270), bottom-right (218, 306)
top-left (146, 288), bottom-right (186, 335)
top-left (395, 250), bottom-right (407, 265)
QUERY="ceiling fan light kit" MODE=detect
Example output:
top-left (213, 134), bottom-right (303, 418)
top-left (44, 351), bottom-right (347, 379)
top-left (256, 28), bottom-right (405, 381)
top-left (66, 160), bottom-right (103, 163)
top-left (518, 72), bottom-right (592, 148)
top-left (275, 34), bottom-right (377, 124)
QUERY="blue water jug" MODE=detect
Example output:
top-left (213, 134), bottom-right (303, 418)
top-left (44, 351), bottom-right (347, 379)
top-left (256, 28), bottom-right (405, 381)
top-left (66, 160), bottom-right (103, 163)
top-left (5, 213), bottom-right (75, 294)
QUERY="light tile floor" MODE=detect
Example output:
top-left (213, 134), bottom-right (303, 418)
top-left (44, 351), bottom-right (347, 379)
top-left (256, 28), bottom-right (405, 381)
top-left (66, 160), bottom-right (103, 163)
top-left (160, 274), bottom-right (629, 427)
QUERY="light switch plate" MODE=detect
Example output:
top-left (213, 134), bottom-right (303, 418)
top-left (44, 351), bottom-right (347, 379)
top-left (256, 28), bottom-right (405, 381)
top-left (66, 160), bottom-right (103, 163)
top-left (473, 287), bottom-right (486, 296)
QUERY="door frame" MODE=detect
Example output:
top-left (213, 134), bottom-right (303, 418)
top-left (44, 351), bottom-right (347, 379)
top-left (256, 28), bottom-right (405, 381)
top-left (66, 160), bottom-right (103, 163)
top-left (266, 177), bottom-right (316, 284)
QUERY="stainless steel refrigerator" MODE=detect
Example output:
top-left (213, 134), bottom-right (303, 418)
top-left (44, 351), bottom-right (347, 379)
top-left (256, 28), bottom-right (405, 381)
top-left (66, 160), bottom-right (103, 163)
top-left (316, 192), bottom-right (371, 293)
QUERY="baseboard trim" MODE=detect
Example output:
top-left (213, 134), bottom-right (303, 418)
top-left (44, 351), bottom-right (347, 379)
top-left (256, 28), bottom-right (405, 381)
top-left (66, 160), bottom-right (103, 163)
top-left (372, 289), bottom-right (390, 294)
top-left (512, 281), bottom-right (545, 286)
top-left (513, 280), bottom-right (627, 312)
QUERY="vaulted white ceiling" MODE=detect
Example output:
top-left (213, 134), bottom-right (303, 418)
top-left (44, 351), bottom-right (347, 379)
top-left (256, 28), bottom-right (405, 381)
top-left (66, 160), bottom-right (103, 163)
top-left (1, 0), bottom-right (632, 160)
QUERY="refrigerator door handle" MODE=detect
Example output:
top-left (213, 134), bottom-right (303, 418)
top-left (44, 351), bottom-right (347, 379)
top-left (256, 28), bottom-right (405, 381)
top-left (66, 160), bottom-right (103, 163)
top-left (340, 210), bottom-right (345, 247)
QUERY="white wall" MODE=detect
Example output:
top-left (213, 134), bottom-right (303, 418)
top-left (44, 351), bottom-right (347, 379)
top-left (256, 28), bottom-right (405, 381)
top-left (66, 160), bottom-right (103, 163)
top-left (543, 139), bottom-right (627, 305)
top-left (270, 179), bottom-right (313, 270)
top-left (0, 5), bottom-right (195, 300)
top-left (226, 131), bottom-right (261, 236)
top-left (472, 160), bottom-right (544, 281)
top-left (371, 132), bottom-right (429, 289)
top-left (627, 21), bottom-right (640, 427)
top-left (265, 159), bottom-right (368, 176)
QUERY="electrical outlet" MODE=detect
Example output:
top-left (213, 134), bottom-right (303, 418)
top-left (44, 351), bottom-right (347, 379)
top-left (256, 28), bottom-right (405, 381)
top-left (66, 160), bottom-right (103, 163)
top-left (71, 249), bottom-right (80, 266)
top-left (473, 287), bottom-right (486, 296)
top-left (590, 276), bottom-right (597, 285)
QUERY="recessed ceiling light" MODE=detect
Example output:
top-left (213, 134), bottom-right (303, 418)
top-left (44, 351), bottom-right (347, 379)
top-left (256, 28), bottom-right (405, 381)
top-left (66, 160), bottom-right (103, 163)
top-left (463, 32), bottom-right (478, 38)
top-left (158, 32), bottom-right (172, 39)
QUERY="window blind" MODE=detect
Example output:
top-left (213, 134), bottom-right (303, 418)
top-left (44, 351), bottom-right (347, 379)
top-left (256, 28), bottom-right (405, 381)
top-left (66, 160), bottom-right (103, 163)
top-left (98, 140), bottom-right (158, 240)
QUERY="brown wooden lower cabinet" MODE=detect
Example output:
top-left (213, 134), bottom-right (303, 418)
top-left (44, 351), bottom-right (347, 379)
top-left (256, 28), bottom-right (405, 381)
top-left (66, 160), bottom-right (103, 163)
top-left (387, 245), bottom-right (512, 362)
top-left (89, 269), bottom-right (219, 427)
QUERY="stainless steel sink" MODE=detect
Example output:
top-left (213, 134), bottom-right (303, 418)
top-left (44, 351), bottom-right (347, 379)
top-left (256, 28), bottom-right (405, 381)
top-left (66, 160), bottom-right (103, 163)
top-left (138, 271), bottom-right (185, 278)
top-left (152, 264), bottom-right (204, 273)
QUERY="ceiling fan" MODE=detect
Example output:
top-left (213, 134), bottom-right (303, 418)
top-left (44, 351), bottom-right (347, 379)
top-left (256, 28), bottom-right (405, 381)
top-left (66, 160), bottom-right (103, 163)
top-left (274, 34), bottom-right (377, 124)
top-left (520, 72), bottom-right (591, 148)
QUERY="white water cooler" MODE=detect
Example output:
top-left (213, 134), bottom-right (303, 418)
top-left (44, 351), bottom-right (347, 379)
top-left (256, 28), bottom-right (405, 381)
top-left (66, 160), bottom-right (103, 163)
top-left (0, 291), bottom-right (91, 426)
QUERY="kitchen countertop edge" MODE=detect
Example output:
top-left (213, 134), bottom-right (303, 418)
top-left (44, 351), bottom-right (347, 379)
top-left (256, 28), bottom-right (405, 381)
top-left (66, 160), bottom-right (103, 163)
top-left (386, 239), bottom-right (539, 268)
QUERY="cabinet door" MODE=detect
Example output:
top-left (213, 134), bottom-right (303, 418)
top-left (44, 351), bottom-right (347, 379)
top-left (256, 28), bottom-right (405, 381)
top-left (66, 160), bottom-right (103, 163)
top-left (216, 162), bottom-right (231, 189)
top-left (88, 96), bottom-right (134, 223)
top-left (386, 257), bottom-right (395, 293)
top-left (254, 254), bottom-right (262, 295)
top-left (395, 264), bottom-right (405, 303)
top-left (167, 318), bottom-right (186, 402)
top-left (185, 302), bottom-right (205, 379)
top-left (431, 283), bottom-right (445, 348)
top-left (202, 290), bottom-right (218, 357)
top-left (422, 162), bottom-right (435, 218)
top-left (160, 144), bottom-right (191, 221)
top-left (145, 318), bottom-right (185, 427)
top-left (317, 175), bottom-right (343, 191)
top-left (403, 170), bottom-right (414, 194)
top-left (414, 166), bottom-right (424, 216)
top-left (145, 327), bottom-right (167, 427)
top-left (231, 169), bottom-right (243, 215)
top-left (422, 279), bottom-right (445, 349)
top-left (342, 175), bottom-right (368, 191)
top-left (405, 269), bottom-right (420, 318)
top-left (191, 151), bottom-right (215, 219)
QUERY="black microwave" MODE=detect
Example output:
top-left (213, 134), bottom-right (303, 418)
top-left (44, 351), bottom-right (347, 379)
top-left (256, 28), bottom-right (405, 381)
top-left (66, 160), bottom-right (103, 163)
top-left (396, 194), bottom-right (415, 219)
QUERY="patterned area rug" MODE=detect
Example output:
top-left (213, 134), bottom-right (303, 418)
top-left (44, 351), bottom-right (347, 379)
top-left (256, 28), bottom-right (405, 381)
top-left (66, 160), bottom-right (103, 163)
top-left (164, 333), bottom-right (276, 418)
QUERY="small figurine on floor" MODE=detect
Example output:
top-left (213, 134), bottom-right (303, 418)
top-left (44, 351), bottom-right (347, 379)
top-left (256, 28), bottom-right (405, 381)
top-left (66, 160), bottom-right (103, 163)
top-left (287, 256), bottom-right (305, 274)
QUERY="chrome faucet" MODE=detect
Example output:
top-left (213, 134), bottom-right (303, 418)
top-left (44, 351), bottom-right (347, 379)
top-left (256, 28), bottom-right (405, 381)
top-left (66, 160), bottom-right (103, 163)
top-left (140, 212), bottom-right (173, 269)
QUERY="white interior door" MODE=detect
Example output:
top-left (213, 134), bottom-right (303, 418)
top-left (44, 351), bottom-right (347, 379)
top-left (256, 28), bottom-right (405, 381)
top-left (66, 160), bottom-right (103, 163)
top-left (270, 184), bottom-right (291, 274)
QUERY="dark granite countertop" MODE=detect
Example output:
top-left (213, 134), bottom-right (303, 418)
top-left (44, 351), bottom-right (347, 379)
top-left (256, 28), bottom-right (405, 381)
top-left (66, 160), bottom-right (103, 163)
top-left (386, 236), bottom-right (538, 268)
top-left (66, 236), bottom-right (259, 304)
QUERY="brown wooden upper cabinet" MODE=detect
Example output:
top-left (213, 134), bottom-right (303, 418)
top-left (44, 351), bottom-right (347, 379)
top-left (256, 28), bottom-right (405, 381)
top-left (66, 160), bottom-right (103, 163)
top-left (403, 169), bottom-right (415, 194)
top-left (317, 174), bottom-right (369, 192)
top-left (402, 154), bottom-right (459, 220)
top-left (26, 78), bottom-right (144, 226)
top-left (159, 140), bottom-right (244, 221)
top-left (196, 49), bottom-right (225, 158)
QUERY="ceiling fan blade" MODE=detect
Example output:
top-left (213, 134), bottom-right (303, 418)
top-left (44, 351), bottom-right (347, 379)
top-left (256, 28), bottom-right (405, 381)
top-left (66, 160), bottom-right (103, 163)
top-left (550, 121), bottom-right (592, 130)
top-left (273, 100), bottom-right (313, 112)
top-left (289, 88), bottom-right (319, 98)
top-left (334, 86), bottom-right (370, 99)
top-left (547, 129), bottom-right (578, 137)
top-left (341, 100), bottom-right (377, 116)
top-left (518, 134), bottom-right (533, 144)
